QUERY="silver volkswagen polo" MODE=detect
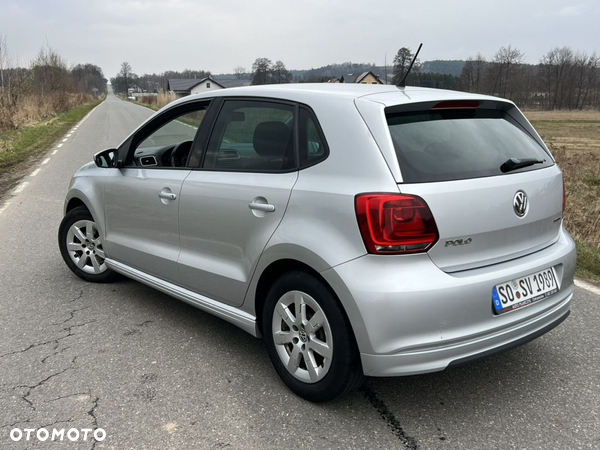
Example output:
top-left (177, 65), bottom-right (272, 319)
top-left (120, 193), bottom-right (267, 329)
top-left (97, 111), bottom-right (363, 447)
top-left (59, 84), bottom-right (576, 402)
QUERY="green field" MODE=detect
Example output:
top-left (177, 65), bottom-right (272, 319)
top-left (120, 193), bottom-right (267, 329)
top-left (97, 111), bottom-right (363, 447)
top-left (525, 110), bottom-right (600, 284)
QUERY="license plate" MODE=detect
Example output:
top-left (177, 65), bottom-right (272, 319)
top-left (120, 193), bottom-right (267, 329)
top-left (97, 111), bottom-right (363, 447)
top-left (492, 267), bottom-right (559, 314)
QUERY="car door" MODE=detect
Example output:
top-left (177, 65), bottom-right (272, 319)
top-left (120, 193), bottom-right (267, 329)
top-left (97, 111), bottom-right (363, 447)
top-left (103, 101), bottom-right (210, 283)
top-left (177, 99), bottom-right (298, 306)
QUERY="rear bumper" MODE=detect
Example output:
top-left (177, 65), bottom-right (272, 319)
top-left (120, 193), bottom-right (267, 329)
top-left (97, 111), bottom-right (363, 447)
top-left (360, 294), bottom-right (571, 376)
top-left (321, 225), bottom-right (576, 377)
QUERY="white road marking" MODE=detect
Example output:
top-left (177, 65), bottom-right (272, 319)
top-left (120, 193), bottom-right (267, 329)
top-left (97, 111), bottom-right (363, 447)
top-left (66, 133), bottom-right (72, 137)
top-left (30, 168), bottom-right (41, 177)
top-left (575, 279), bottom-right (600, 296)
top-left (0, 201), bottom-right (12, 216)
top-left (13, 181), bottom-right (29, 194)
top-left (71, 102), bottom-right (101, 129)
top-left (52, 150), bottom-right (58, 155)
top-left (41, 158), bottom-right (50, 165)
top-left (57, 143), bottom-right (63, 148)
top-left (62, 138), bottom-right (68, 142)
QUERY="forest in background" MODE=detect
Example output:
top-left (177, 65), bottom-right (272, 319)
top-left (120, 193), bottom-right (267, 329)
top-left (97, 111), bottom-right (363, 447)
top-left (112, 44), bottom-right (599, 111)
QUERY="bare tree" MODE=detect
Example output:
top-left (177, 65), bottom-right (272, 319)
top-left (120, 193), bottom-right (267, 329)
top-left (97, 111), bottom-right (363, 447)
top-left (31, 44), bottom-right (71, 96)
top-left (491, 45), bottom-right (525, 98)
top-left (459, 53), bottom-right (487, 93)
top-left (541, 47), bottom-right (575, 109)
top-left (251, 58), bottom-right (272, 85)
top-left (120, 61), bottom-right (132, 95)
top-left (233, 66), bottom-right (246, 80)
top-left (270, 61), bottom-right (292, 84)
top-left (579, 53), bottom-right (599, 109)
top-left (472, 53), bottom-right (486, 93)
top-left (0, 34), bottom-right (7, 90)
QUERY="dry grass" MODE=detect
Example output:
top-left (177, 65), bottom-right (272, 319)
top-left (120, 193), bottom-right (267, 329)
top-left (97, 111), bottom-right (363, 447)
top-left (522, 110), bottom-right (600, 122)
top-left (135, 91), bottom-right (178, 110)
top-left (0, 92), bottom-right (95, 132)
top-left (0, 99), bottom-right (102, 169)
top-left (553, 148), bottom-right (600, 247)
top-left (523, 110), bottom-right (600, 282)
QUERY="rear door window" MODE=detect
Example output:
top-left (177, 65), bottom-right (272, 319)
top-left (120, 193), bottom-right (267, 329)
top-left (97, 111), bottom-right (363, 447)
top-left (386, 109), bottom-right (553, 183)
top-left (203, 100), bottom-right (296, 172)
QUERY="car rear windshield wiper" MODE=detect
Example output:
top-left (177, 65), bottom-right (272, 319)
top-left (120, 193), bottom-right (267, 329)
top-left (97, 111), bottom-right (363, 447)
top-left (500, 157), bottom-right (545, 173)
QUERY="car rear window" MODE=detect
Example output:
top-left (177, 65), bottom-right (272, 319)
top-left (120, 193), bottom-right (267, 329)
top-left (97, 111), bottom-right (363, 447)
top-left (386, 109), bottom-right (554, 183)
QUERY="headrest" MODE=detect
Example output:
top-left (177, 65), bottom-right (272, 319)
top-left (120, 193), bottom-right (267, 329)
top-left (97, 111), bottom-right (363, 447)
top-left (253, 121), bottom-right (291, 158)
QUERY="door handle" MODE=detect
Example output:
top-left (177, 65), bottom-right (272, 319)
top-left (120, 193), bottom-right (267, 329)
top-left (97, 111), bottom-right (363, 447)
top-left (159, 190), bottom-right (177, 201)
top-left (248, 202), bottom-right (275, 212)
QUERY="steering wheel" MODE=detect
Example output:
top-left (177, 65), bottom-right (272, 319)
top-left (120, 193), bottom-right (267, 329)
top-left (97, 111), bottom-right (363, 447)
top-left (170, 141), bottom-right (193, 168)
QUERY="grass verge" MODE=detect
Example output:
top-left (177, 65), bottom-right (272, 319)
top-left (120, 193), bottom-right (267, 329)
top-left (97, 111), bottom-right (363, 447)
top-left (130, 100), bottom-right (159, 112)
top-left (0, 99), bottom-right (104, 170)
top-left (575, 238), bottom-right (600, 284)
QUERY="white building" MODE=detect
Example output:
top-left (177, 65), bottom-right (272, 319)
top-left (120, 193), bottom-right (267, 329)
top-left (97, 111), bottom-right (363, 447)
top-left (168, 78), bottom-right (225, 96)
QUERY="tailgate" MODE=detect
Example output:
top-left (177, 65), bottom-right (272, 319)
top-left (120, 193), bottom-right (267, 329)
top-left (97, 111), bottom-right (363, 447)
top-left (375, 98), bottom-right (563, 272)
top-left (402, 166), bottom-right (563, 272)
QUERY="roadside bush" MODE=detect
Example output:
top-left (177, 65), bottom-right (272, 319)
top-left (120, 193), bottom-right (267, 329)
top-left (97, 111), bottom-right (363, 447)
top-left (135, 90), bottom-right (178, 109)
top-left (0, 39), bottom-right (105, 132)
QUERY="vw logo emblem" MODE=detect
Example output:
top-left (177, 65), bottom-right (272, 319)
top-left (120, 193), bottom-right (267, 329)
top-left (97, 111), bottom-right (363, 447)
top-left (513, 191), bottom-right (528, 217)
top-left (298, 329), bottom-right (308, 343)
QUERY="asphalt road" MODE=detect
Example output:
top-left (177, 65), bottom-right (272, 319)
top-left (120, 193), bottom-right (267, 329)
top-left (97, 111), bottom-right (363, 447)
top-left (0, 90), bottom-right (599, 450)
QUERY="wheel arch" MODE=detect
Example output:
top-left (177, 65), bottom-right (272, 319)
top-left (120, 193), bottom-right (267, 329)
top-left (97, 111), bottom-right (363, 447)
top-left (63, 183), bottom-right (107, 248)
top-left (65, 197), bottom-right (88, 214)
top-left (249, 256), bottom-right (367, 354)
top-left (254, 259), bottom-right (323, 335)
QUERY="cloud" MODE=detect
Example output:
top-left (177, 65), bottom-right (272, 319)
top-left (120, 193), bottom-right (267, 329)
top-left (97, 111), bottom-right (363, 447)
top-left (0, 0), bottom-right (598, 77)
top-left (557, 5), bottom-right (586, 16)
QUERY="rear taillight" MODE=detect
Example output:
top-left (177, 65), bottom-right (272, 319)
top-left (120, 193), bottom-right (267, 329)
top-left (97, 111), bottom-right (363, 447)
top-left (355, 193), bottom-right (439, 254)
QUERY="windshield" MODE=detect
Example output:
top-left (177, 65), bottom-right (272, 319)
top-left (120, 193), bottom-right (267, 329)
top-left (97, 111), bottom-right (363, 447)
top-left (386, 109), bottom-right (553, 183)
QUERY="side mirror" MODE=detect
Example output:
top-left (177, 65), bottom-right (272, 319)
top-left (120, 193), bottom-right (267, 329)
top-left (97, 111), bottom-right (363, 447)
top-left (307, 140), bottom-right (321, 155)
top-left (94, 148), bottom-right (118, 168)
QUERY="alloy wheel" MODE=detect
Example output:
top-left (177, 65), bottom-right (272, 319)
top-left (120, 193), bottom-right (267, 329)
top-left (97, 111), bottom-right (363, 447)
top-left (271, 290), bottom-right (333, 383)
top-left (66, 220), bottom-right (107, 274)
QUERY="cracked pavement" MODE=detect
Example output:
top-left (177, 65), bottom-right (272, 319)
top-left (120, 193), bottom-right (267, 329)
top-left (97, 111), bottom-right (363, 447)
top-left (0, 90), bottom-right (599, 449)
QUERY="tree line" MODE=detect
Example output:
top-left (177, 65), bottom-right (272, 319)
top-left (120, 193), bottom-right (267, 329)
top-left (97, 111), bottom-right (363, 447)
top-left (110, 63), bottom-right (212, 95)
top-left (458, 46), bottom-right (599, 109)
top-left (110, 58), bottom-right (294, 94)
top-left (0, 36), bottom-right (106, 131)
top-left (113, 44), bottom-right (600, 110)
top-left (385, 45), bottom-right (600, 109)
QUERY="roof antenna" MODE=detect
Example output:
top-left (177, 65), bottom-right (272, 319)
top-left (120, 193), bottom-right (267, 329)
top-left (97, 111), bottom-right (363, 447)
top-left (397, 43), bottom-right (423, 88)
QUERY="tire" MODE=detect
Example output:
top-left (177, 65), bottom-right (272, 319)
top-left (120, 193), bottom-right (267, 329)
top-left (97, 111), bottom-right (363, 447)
top-left (58, 206), bottom-right (119, 283)
top-left (263, 271), bottom-right (364, 402)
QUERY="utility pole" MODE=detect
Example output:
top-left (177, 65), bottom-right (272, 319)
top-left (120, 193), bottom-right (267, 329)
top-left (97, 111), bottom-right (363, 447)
top-left (384, 52), bottom-right (388, 85)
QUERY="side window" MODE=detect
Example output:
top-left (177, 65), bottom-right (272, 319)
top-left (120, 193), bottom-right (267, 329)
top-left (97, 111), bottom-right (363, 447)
top-left (129, 107), bottom-right (207, 168)
top-left (299, 107), bottom-right (328, 167)
top-left (203, 100), bottom-right (295, 172)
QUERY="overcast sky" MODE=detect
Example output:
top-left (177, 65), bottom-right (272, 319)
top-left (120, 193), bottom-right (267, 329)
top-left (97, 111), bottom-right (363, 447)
top-left (2, 0), bottom-right (599, 78)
